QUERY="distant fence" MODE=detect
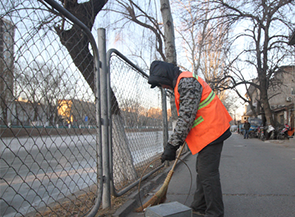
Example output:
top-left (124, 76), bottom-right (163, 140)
top-left (0, 0), bottom-right (177, 216)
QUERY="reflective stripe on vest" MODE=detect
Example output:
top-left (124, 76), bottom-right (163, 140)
top-left (192, 74), bottom-right (216, 128)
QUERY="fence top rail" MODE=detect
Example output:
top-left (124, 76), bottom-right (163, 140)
top-left (107, 48), bottom-right (149, 79)
top-left (106, 50), bottom-right (175, 98)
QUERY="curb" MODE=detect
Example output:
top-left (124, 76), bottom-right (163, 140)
top-left (113, 151), bottom-right (191, 217)
top-left (267, 137), bottom-right (295, 147)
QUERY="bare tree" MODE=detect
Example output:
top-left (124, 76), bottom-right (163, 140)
top-left (173, 0), bottom-right (209, 75)
top-left (222, 90), bottom-right (242, 123)
top-left (173, 0), bottom-right (232, 104)
top-left (203, 0), bottom-right (295, 126)
top-left (15, 61), bottom-right (70, 125)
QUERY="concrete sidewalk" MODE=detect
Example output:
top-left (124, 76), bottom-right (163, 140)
top-left (113, 133), bottom-right (295, 217)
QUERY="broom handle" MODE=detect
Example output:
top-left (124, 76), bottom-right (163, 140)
top-left (170, 143), bottom-right (185, 172)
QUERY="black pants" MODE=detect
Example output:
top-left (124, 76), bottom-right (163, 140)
top-left (190, 141), bottom-right (224, 217)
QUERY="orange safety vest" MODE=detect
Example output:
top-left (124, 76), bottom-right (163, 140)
top-left (174, 71), bottom-right (232, 155)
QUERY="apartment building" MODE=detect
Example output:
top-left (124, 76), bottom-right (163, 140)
top-left (245, 66), bottom-right (295, 128)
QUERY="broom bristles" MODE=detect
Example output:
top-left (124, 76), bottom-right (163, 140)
top-left (135, 170), bottom-right (174, 212)
top-left (135, 145), bottom-right (185, 212)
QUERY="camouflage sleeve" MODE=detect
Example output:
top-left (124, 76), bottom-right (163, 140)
top-left (168, 77), bottom-right (202, 147)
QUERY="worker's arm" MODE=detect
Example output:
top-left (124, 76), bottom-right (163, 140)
top-left (168, 77), bottom-right (202, 147)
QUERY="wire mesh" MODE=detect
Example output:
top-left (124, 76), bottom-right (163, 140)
top-left (108, 51), bottom-right (172, 193)
top-left (1, 0), bottom-right (176, 215)
top-left (0, 1), bottom-right (101, 216)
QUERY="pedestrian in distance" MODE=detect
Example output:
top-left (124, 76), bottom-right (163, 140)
top-left (244, 120), bottom-right (251, 139)
top-left (148, 60), bottom-right (232, 217)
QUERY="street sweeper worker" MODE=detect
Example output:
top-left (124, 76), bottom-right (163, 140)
top-left (148, 60), bottom-right (232, 217)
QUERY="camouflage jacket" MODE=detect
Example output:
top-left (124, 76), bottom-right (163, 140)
top-left (168, 77), bottom-right (202, 147)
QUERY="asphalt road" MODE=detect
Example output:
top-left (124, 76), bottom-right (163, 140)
top-left (125, 133), bottom-right (295, 217)
top-left (0, 135), bottom-right (98, 217)
top-left (0, 131), bottom-right (168, 217)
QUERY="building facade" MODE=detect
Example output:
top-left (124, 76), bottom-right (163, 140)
top-left (245, 66), bottom-right (295, 128)
top-left (268, 66), bottom-right (295, 128)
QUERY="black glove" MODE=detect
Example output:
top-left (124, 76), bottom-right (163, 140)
top-left (161, 143), bottom-right (179, 163)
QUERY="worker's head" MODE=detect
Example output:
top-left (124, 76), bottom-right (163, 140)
top-left (148, 60), bottom-right (181, 90)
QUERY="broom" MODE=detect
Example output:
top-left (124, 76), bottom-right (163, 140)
top-left (135, 144), bottom-right (185, 212)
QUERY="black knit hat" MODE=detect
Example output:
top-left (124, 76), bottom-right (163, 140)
top-left (148, 61), bottom-right (181, 89)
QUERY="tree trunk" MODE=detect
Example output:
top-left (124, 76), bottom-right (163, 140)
top-left (259, 75), bottom-right (274, 126)
top-left (160, 0), bottom-right (178, 133)
top-left (160, 0), bottom-right (177, 65)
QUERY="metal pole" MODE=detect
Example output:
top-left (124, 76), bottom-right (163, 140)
top-left (161, 88), bottom-right (170, 167)
top-left (162, 89), bottom-right (168, 146)
top-left (98, 28), bottom-right (111, 208)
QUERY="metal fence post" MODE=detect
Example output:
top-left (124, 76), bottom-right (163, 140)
top-left (162, 88), bottom-right (168, 146)
top-left (98, 28), bottom-right (111, 208)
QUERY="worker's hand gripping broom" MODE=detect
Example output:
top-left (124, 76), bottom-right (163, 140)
top-left (135, 144), bottom-right (185, 212)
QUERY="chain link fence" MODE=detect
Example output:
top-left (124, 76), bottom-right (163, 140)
top-left (1, 0), bottom-right (102, 216)
top-left (1, 0), bottom-right (177, 216)
top-left (107, 50), bottom-right (173, 195)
